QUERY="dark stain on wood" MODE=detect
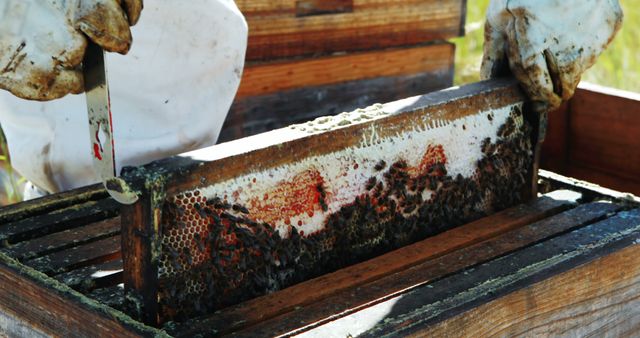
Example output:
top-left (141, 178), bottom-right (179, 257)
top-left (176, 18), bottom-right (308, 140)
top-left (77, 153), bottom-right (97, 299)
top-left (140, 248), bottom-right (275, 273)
top-left (296, 0), bottom-right (353, 17)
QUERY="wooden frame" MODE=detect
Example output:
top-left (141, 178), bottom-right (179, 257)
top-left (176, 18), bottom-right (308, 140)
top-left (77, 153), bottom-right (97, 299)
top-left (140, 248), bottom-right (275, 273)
top-left (120, 79), bottom-right (546, 325)
top-left (542, 83), bottom-right (640, 196)
top-left (164, 172), bottom-right (640, 337)
top-left (2, 80), bottom-right (639, 335)
top-left (236, 0), bottom-right (467, 61)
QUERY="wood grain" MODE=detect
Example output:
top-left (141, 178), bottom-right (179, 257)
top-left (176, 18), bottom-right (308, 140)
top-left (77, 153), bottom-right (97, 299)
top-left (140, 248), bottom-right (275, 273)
top-left (221, 66), bottom-right (453, 142)
top-left (224, 202), bottom-right (620, 337)
top-left (121, 183), bottom-right (164, 326)
top-left (168, 196), bottom-right (606, 336)
top-left (0, 253), bottom-right (166, 337)
top-left (2, 217), bottom-right (120, 261)
top-left (412, 223), bottom-right (640, 337)
top-left (167, 80), bottom-right (525, 194)
top-left (0, 184), bottom-right (106, 224)
top-left (541, 101), bottom-right (570, 173)
top-left (568, 87), bottom-right (640, 182)
top-left (237, 44), bottom-right (454, 98)
top-left (25, 236), bottom-right (121, 275)
top-left (295, 0), bottom-right (353, 17)
top-left (0, 198), bottom-right (119, 245)
top-left (237, 0), bottom-right (465, 60)
top-left (541, 84), bottom-right (640, 196)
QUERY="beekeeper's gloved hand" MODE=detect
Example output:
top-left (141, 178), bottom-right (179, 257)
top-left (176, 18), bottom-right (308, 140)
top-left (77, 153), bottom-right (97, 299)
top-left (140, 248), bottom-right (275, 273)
top-left (481, 0), bottom-right (623, 111)
top-left (0, 0), bottom-right (142, 101)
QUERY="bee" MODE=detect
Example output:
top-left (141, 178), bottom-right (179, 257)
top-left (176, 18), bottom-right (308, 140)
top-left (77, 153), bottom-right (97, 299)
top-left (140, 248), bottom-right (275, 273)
top-left (215, 201), bottom-right (231, 210)
top-left (320, 199), bottom-right (329, 212)
top-left (393, 160), bottom-right (408, 169)
top-left (366, 177), bottom-right (377, 190)
top-left (232, 204), bottom-right (250, 214)
top-left (374, 160), bottom-right (386, 171)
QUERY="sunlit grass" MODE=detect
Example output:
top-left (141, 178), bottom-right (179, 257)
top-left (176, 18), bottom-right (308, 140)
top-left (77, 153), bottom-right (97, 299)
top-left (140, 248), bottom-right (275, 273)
top-left (453, 0), bottom-right (639, 93)
top-left (0, 127), bottom-right (24, 205)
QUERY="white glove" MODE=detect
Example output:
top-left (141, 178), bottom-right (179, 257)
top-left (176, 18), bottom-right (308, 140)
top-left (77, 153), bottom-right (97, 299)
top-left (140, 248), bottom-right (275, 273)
top-left (481, 0), bottom-right (623, 110)
top-left (0, 0), bottom-right (142, 101)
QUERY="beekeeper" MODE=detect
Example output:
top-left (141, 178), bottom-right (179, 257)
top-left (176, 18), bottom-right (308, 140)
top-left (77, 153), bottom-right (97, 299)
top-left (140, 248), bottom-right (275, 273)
top-left (0, 0), bottom-right (247, 197)
top-left (0, 0), bottom-right (623, 197)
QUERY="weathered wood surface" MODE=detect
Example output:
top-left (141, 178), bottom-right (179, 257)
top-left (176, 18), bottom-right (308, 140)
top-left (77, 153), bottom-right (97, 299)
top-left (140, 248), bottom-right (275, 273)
top-left (356, 208), bottom-right (640, 337)
top-left (90, 285), bottom-right (126, 312)
top-left (56, 259), bottom-right (123, 292)
top-left (0, 252), bottom-right (166, 337)
top-left (26, 235), bottom-right (121, 275)
top-left (0, 198), bottom-right (119, 245)
top-left (236, 44), bottom-right (454, 98)
top-left (221, 67), bottom-right (453, 141)
top-left (170, 79), bottom-right (526, 193)
top-left (221, 44), bottom-right (454, 141)
top-left (542, 83), bottom-right (640, 196)
top-left (236, 0), bottom-right (466, 60)
top-left (0, 184), bottom-right (106, 224)
top-left (168, 195), bottom-right (623, 337)
top-left (121, 182), bottom-right (163, 326)
top-left (295, 0), bottom-right (354, 17)
top-left (539, 170), bottom-right (640, 205)
top-left (416, 243), bottom-right (640, 337)
top-left (169, 193), bottom-right (573, 335)
top-left (2, 217), bottom-right (119, 261)
top-left (225, 202), bottom-right (623, 337)
top-left (125, 79), bottom-right (539, 325)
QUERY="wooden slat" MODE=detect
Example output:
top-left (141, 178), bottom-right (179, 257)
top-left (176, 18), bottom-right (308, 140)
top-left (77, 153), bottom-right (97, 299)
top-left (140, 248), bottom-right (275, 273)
top-left (223, 44), bottom-right (455, 141)
top-left (56, 259), bottom-right (123, 292)
top-left (26, 236), bottom-right (121, 275)
top-left (127, 79), bottom-right (532, 326)
top-left (416, 237), bottom-right (640, 337)
top-left (2, 217), bottom-right (120, 261)
top-left (0, 253), bottom-right (166, 337)
top-left (0, 198), bottom-right (119, 245)
top-left (170, 199), bottom-right (619, 337)
top-left (221, 68), bottom-right (452, 142)
top-left (238, 0), bottom-right (465, 60)
top-left (566, 165), bottom-right (640, 197)
top-left (172, 194), bottom-right (572, 334)
top-left (121, 185), bottom-right (162, 326)
top-left (237, 44), bottom-right (454, 98)
top-left (356, 208), bottom-right (640, 337)
top-left (542, 84), bottom-right (640, 195)
top-left (540, 101), bottom-right (570, 173)
top-left (539, 170), bottom-right (640, 204)
top-left (0, 184), bottom-right (106, 224)
top-left (295, 0), bottom-right (353, 17)
top-left (167, 79), bottom-right (526, 193)
top-left (569, 86), bottom-right (640, 180)
top-left (227, 202), bottom-right (619, 337)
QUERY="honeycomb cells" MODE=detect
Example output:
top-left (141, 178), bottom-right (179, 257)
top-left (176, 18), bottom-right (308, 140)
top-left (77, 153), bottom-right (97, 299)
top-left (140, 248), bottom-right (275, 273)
top-left (156, 106), bottom-right (534, 322)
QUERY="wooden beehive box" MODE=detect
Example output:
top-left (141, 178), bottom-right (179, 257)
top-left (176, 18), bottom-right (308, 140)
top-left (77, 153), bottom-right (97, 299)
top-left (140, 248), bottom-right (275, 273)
top-left (0, 83), bottom-right (639, 337)
top-left (219, 0), bottom-right (467, 141)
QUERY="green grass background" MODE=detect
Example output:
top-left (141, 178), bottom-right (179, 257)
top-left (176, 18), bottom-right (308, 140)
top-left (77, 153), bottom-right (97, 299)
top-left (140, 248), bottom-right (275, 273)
top-left (1, 1), bottom-right (638, 205)
top-left (453, 0), bottom-right (639, 90)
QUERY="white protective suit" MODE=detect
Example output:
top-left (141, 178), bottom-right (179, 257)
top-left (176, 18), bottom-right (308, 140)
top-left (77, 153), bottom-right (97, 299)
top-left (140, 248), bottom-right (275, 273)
top-left (0, 0), bottom-right (623, 195)
top-left (0, 0), bottom-right (248, 193)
